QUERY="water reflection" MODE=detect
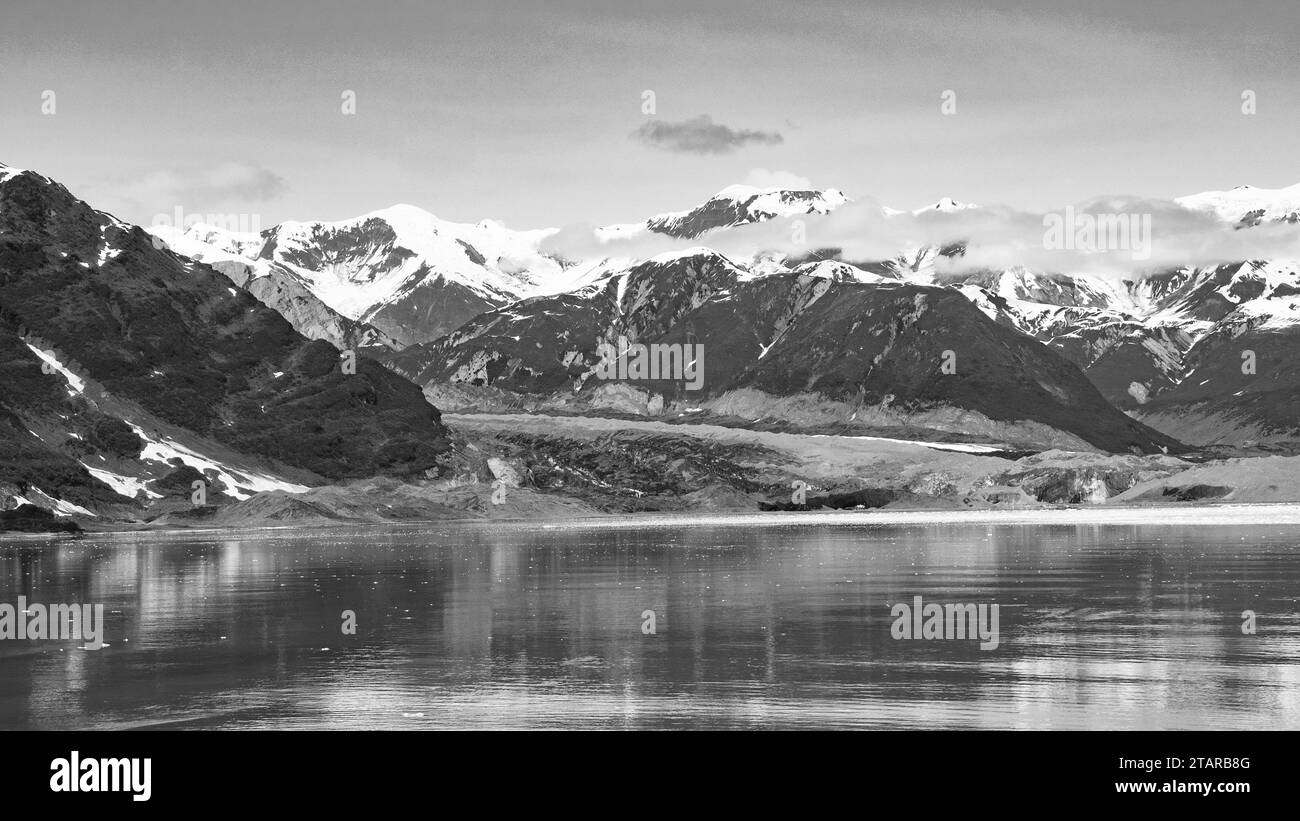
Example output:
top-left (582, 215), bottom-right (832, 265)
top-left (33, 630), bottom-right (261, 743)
top-left (0, 520), bottom-right (1297, 729)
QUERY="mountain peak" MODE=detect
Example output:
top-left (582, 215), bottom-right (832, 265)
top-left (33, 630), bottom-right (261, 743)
top-left (713, 183), bottom-right (768, 201)
top-left (915, 196), bottom-right (974, 215)
top-left (711, 183), bottom-right (841, 201)
top-left (357, 203), bottom-right (442, 229)
top-left (1176, 181), bottom-right (1300, 224)
top-left (642, 185), bottom-right (849, 240)
top-left (647, 246), bottom-right (739, 266)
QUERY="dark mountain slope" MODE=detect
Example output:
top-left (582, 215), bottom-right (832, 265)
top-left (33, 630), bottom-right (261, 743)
top-left (0, 166), bottom-right (452, 491)
top-left (0, 313), bottom-right (134, 513)
top-left (392, 253), bottom-right (1180, 454)
top-left (1137, 317), bottom-right (1300, 446)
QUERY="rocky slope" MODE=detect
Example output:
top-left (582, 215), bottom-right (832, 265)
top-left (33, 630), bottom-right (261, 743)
top-left (0, 163), bottom-right (453, 523)
top-left (387, 250), bottom-right (1179, 454)
top-left (150, 223), bottom-right (398, 352)
top-left (148, 223), bottom-right (391, 353)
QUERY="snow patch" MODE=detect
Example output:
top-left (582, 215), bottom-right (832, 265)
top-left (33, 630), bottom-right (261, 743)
top-left (83, 465), bottom-right (161, 500)
top-left (25, 344), bottom-right (85, 395)
top-left (28, 487), bottom-right (95, 517)
top-left (811, 434), bottom-right (1005, 453)
top-left (127, 423), bottom-right (310, 501)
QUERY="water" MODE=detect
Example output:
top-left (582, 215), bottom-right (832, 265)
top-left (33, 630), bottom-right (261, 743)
top-left (1, 517), bottom-right (1298, 730)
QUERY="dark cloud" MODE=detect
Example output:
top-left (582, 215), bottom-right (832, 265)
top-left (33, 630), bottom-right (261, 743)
top-left (630, 115), bottom-right (783, 154)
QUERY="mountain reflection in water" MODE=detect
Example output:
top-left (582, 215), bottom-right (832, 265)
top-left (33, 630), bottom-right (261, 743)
top-left (1, 518), bottom-right (1297, 729)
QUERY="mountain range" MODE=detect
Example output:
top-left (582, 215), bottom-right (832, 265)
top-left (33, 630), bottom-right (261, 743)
top-left (149, 175), bottom-right (1300, 451)
top-left (5, 158), bottom-right (1300, 525)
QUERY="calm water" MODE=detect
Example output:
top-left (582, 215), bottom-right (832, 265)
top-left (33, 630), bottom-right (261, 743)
top-left (1, 517), bottom-right (1298, 730)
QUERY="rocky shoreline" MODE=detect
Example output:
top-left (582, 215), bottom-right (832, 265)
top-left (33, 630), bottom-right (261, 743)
top-left (9, 412), bottom-right (1300, 534)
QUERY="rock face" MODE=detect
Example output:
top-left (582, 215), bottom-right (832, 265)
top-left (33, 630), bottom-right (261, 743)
top-left (0, 165), bottom-right (453, 516)
top-left (209, 260), bottom-right (398, 353)
top-left (149, 225), bottom-right (397, 353)
top-left (390, 251), bottom-right (1180, 454)
top-left (643, 185), bottom-right (848, 239)
top-left (981, 450), bottom-right (1189, 504)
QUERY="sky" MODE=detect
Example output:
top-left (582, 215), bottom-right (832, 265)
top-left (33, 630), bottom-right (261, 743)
top-left (1, 0), bottom-right (1297, 231)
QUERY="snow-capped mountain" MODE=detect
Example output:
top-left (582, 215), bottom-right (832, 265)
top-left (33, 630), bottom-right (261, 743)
top-left (1175, 183), bottom-right (1300, 227)
top-left (148, 186), bottom-right (852, 347)
top-left (841, 182), bottom-right (1300, 446)
top-left (141, 170), bottom-right (1300, 448)
top-left (150, 221), bottom-right (398, 352)
top-left (387, 249), bottom-right (1178, 454)
top-left (0, 163), bottom-right (452, 518)
top-left (916, 255), bottom-right (1300, 446)
top-left (151, 206), bottom-right (570, 347)
top-left (639, 184), bottom-right (848, 239)
top-left (913, 197), bottom-right (976, 216)
top-left (259, 205), bottom-right (563, 317)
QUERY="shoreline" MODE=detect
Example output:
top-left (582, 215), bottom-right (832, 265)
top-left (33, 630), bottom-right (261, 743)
top-left (7, 500), bottom-right (1300, 542)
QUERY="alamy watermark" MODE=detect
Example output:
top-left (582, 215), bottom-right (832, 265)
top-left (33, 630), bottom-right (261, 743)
top-left (50, 752), bottom-right (151, 801)
top-left (0, 597), bottom-right (105, 648)
top-left (594, 335), bottom-right (704, 391)
top-left (1043, 206), bottom-right (1152, 261)
top-left (890, 595), bottom-right (1000, 650)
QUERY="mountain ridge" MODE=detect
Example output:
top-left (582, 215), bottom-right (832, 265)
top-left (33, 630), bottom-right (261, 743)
top-left (80, 162), bottom-right (1300, 450)
top-left (0, 165), bottom-right (453, 519)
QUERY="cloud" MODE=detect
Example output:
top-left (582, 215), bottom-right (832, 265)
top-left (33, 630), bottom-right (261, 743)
top-left (180, 162), bottom-right (287, 201)
top-left (743, 168), bottom-right (812, 190)
top-left (541, 194), bottom-right (1300, 277)
top-left (100, 161), bottom-right (288, 221)
top-left (630, 115), bottom-right (783, 154)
